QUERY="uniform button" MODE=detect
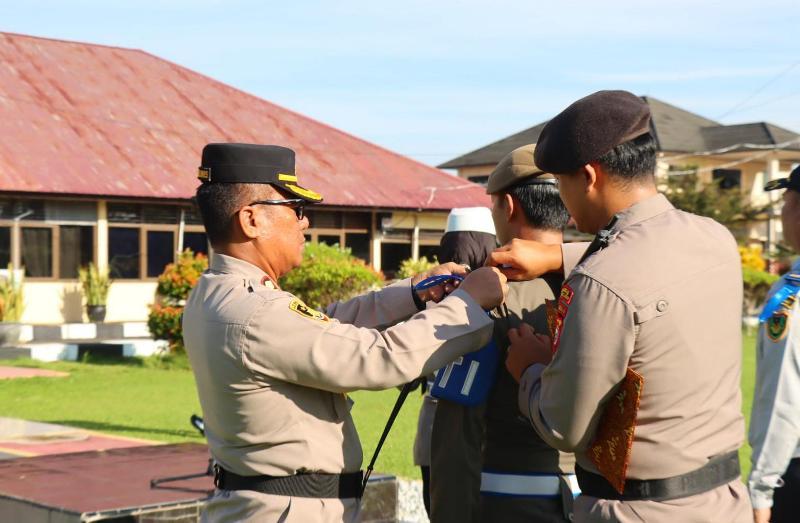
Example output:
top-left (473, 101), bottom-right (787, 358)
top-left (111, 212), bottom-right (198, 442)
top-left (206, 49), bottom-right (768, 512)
top-left (656, 300), bottom-right (668, 312)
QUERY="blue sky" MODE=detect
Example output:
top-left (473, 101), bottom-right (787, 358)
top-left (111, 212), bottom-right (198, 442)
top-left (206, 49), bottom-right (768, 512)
top-left (3, 0), bottom-right (800, 167)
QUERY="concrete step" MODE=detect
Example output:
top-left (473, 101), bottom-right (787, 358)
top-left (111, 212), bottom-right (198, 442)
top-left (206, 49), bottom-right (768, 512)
top-left (0, 339), bottom-right (167, 362)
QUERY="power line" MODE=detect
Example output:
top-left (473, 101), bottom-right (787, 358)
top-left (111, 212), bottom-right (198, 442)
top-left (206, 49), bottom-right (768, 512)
top-left (715, 60), bottom-right (800, 120)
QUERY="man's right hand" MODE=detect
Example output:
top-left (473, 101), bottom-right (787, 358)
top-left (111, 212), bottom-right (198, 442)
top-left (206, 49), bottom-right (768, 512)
top-left (459, 267), bottom-right (508, 310)
top-left (753, 508), bottom-right (770, 523)
top-left (485, 239), bottom-right (563, 281)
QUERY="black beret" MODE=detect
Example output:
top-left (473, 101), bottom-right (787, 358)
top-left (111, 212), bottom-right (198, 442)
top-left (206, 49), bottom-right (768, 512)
top-left (765, 164), bottom-right (800, 192)
top-left (534, 90), bottom-right (651, 174)
top-left (198, 143), bottom-right (323, 202)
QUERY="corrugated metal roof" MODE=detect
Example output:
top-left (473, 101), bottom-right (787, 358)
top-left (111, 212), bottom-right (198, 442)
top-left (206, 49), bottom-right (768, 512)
top-left (0, 32), bottom-right (488, 210)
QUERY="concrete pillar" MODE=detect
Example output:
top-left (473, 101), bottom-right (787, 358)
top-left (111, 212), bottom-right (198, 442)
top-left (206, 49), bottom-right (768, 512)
top-left (765, 157), bottom-right (781, 257)
top-left (96, 200), bottom-right (108, 272)
top-left (411, 214), bottom-right (420, 261)
top-left (177, 209), bottom-right (185, 255)
top-left (370, 211), bottom-right (381, 272)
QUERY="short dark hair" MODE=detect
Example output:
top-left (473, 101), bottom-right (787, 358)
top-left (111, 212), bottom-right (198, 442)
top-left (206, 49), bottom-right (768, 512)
top-left (507, 182), bottom-right (569, 231)
top-left (195, 183), bottom-right (265, 245)
top-left (595, 132), bottom-right (657, 183)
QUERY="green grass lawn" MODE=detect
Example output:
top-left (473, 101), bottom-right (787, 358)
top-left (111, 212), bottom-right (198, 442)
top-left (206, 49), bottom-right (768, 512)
top-left (0, 333), bottom-right (758, 481)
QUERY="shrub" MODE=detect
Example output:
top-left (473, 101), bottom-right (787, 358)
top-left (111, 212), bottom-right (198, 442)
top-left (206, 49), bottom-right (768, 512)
top-left (79, 263), bottom-right (111, 306)
top-left (739, 245), bottom-right (766, 272)
top-left (157, 250), bottom-right (208, 304)
top-left (742, 266), bottom-right (780, 316)
top-left (395, 256), bottom-right (438, 280)
top-left (280, 242), bottom-right (384, 310)
top-left (0, 265), bottom-right (23, 322)
top-left (148, 249), bottom-right (207, 354)
top-left (147, 304), bottom-right (185, 353)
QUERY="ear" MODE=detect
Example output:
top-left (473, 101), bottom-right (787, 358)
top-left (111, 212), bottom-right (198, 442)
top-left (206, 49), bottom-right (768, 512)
top-left (236, 205), bottom-right (261, 240)
top-left (503, 193), bottom-right (515, 220)
top-left (583, 163), bottom-right (601, 193)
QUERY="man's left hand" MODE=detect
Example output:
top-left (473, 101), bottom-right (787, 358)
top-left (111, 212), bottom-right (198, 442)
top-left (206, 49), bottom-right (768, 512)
top-left (506, 323), bottom-right (552, 382)
top-left (411, 262), bottom-right (469, 303)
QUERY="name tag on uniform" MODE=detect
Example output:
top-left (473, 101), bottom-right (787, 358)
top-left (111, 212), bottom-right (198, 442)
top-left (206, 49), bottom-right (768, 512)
top-left (430, 339), bottom-right (499, 406)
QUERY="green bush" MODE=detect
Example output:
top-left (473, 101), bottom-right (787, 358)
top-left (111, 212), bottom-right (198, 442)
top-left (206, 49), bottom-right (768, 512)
top-left (742, 267), bottom-right (780, 315)
top-left (280, 242), bottom-right (384, 310)
top-left (157, 250), bottom-right (208, 304)
top-left (148, 304), bottom-right (185, 354)
top-left (0, 265), bottom-right (23, 322)
top-left (148, 249), bottom-right (207, 354)
top-left (395, 256), bottom-right (438, 280)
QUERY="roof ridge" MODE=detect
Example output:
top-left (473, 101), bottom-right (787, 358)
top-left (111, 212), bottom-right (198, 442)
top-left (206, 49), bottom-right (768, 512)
top-left (0, 30), bottom-right (143, 53)
top-left (762, 122), bottom-right (776, 144)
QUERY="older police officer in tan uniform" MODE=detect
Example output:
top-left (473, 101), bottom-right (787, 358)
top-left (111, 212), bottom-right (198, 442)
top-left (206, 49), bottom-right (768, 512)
top-left (183, 143), bottom-right (508, 522)
top-left (489, 91), bottom-right (751, 522)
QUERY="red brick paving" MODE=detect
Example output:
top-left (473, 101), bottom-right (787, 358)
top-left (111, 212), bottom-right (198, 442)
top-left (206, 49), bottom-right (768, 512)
top-left (0, 443), bottom-right (212, 514)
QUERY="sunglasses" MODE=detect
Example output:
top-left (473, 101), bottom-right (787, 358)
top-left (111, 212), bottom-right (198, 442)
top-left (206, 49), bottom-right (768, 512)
top-left (249, 198), bottom-right (307, 220)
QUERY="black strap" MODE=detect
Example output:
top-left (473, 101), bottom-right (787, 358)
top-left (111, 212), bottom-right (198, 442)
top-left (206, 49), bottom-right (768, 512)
top-left (362, 381), bottom-right (415, 496)
top-left (576, 451), bottom-right (740, 502)
top-left (577, 215), bottom-right (620, 265)
top-left (214, 466), bottom-right (363, 499)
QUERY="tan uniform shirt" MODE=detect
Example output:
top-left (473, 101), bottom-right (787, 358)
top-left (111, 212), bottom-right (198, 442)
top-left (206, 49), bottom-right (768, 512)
top-left (183, 254), bottom-right (493, 478)
top-left (519, 194), bottom-right (746, 480)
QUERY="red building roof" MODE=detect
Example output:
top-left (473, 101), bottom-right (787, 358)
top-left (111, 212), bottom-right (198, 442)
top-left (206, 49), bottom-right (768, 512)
top-left (0, 32), bottom-right (488, 210)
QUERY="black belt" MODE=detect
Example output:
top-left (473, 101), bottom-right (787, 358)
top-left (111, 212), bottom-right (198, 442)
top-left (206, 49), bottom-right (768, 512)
top-left (576, 451), bottom-right (740, 502)
top-left (214, 465), bottom-right (363, 499)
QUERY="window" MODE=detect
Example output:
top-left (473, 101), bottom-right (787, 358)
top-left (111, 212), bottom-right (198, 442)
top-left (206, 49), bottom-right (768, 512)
top-left (381, 243), bottom-right (412, 277)
top-left (712, 169), bottom-right (741, 190)
top-left (183, 232), bottom-right (208, 256)
top-left (22, 227), bottom-right (53, 277)
top-left (59, 226), bottom-right (94, 279)
top-left (0, 227), bottom-right (10, 268)
top-left (318, 234), bottom-right (341, 247)
top-left (467, 175), bottom-right (490, 186)
top-left (419, 245), bottom-right (439, 261)
top-left (345, 233), bottom-right (370, 262)
top-left (109, 228), bottom-right (141, 279)
top-left (147, 231), bottom-right (174, 277)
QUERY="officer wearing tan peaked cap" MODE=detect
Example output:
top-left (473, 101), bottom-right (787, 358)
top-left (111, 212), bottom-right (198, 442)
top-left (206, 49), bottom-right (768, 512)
top-left (183, 143), bottom-right (508, 522)
top-left (490, 91), bottom-right (752, 522)
top-left (430, 144), bottom-right (577, 523)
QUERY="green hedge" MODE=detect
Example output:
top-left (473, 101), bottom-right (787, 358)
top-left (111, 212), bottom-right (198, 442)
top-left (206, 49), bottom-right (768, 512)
top-left (742, 267), bottom-right (779, 315)
top-left (280, 243), bottom-right (384, 310)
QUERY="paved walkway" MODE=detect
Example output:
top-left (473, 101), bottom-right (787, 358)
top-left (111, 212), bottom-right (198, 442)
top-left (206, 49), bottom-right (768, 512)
top-left (0, 366), bottom-right (68, 379)
top-left (0, 417), bottom-right (156, 459)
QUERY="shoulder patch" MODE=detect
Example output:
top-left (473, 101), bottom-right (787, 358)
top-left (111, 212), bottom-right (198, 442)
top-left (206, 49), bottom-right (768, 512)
top-left (766, 310), bottom-right (790, 342)
top-left (289, 299), bottom-right (330, 322)
top-left (549, 283), bottom-right (575, 353)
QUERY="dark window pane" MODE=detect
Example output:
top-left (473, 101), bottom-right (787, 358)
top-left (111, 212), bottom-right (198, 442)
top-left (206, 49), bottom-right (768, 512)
top-left (344, 213), bottom-right (370, 229)
top-left (108, 203), bottom-right (141, 223)
top-left (712, 169), bottom-right (741, 190)
top-left (0, 227), bottom-right (10, 268)
top-left (419, 245), bottom-right (439, 262)
top-left (22, 227), bottom-right (53, 277)
top-left (467, 175), bottom-right (489, 186)
top-left (307, 211), bottom-right (341, 228)
top-left (147, 231), bottom-right (174, 277)
top-left (109, 228), bottom-right (141, 279)
top-left (143, 205), bottom-right (179, 224)
top-left (345, 233), bottom-right (370, 262)
top-left (380, 243), bottom-right (411, 278)
top-left (184, 205), bottom-right (203, 225)
top-left (59, 226), bottom-right (94, 279)
top-left (183, 232), bottom-right (208, 256)
top-left (0, 200), bottom-right (45, 221)
top-left (317, 235), bottom-right (341, 247)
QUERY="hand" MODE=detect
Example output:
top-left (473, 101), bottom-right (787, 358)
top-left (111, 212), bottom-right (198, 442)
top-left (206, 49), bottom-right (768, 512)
top-left (458, 267), bottom-right (508, 310)
top-left (485, 239), bottom-right (563, 281)
top-left (505, 323), bottom-right (552, 382)
top-left (753, 508), bottom-right (770, 523)
top-left (411, 262), bottom-right (470, 303)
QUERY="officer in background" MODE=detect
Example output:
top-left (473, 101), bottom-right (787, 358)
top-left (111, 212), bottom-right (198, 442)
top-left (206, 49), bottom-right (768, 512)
top-left (412, 206), bottom-right (497, 517)
top-left (183, 143), bottom-right (508, 522)
top-left (489, 91), bottom-right (751, 522)
top-left (430, 145), bottom-right (577, 523)
top-left (749, 164), bottom-right (800, 523)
